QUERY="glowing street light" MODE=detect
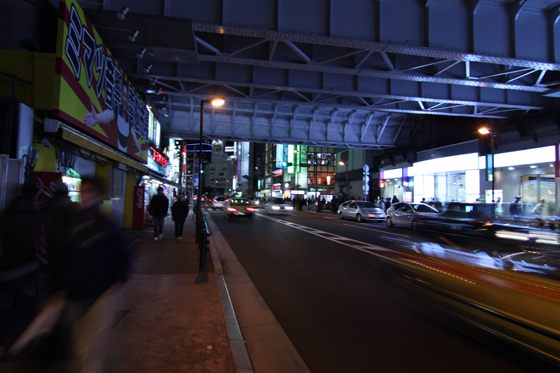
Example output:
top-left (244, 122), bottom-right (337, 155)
top-left (479, 127), bottom-right (495, 202)
top-left (339, 161), bottom-right (349, 199)
top-left (196, 97), bottom-right (225, 242)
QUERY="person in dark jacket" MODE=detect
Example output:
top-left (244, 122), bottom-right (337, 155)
top-left (385, 197), bottom-right (392, 211)
top-left (149, 186), bottom-right (169, 240)
top-left (46, 177), bottom-right (134, 373)
top-left (510, 196), bottom-right (522, 220)
top-left (171, 193), bottom-right (189, 241)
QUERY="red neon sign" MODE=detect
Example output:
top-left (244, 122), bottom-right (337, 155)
top-left (150, 147), bottom-right (168, 167)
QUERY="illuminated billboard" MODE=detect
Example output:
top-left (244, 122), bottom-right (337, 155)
top-left (53, 0), bottom-right (149, 163)
top-left (154, 117), bottom-right (161, 148)
top-left (276, 144), bottom-right (284, 168)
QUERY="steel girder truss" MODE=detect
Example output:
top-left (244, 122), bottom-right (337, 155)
top-left (164, 99), bottom-right (405, 149)
top-left (85, 0), bottom-right (560, 148)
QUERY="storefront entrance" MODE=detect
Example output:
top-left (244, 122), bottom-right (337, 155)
top-left (521, 174), bottom-right (555, 208)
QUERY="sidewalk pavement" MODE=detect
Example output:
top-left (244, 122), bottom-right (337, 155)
top-left (1, 209), bottom-right (311, 373)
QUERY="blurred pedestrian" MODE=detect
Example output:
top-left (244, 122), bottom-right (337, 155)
top-left (532, 199), bottom-right (549, 226)
top-left (46, 177), bottom-right (134, 373)
top-left (379, 198), bottom-right (386, 211)
top-left (392, 195), bottom-right (399, 204)
top-left (385, 197), bottom-right (392, 211)
top-left (171, 192), bottom-right (189, 241)
top-left (0, 196), bottom-right (39, 300)
top-left (149, 186), bottom-right (169, 240)
top-left (433, 198), bottom-right (443, 212)
top-left (510, 196), bottom-right (522, 220)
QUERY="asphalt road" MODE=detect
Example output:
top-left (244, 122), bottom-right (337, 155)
top-left (208, 207), bottom-right (558, 373)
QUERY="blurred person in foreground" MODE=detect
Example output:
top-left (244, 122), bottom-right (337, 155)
top-left (148, 186), bottom-right (169, 241)
top-left (46, 177), bottom-right (133, 373)
top-left (171, 192), bottom-right (189, 241)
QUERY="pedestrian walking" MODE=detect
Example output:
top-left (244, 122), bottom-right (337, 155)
top-left (171, 192), bottom-right (189, 241)
top-left (149, 186), bottom-right (169, 240)
top-left (509, 196), bottom-right (522, 220)
top-left (44, 177), bottom-right (134, 373)
top-left (531, 199), bottom-right (549, 226)
top-left (385, 197), bottom-right (392, 211)
top-left (379, 198), bottom-right (386, 211)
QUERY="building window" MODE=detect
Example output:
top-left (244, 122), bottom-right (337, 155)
top-left (219, 172), bottom-right (224, 176)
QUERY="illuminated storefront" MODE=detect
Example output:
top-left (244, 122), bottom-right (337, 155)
top-left (381, 142), bottom-right (558, 213)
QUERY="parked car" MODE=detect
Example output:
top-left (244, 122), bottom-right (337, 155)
top-left (386, 202), bottom-right (441, 228)
top-left (223, 198), bottom-right (257, 220)
top-left (212, 196), bottom-right (227, 210)
top-left (338, 200), bottom-right (386, 222)
top-left (264, 197), bottom-right (294, 214)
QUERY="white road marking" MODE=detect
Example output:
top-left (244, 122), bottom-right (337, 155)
top-left (254, 214), bottom-right (476, 285)
top-left (343, 224), bottom-right (412, 237)
top-left (259, 214), bottom-right (392, 256)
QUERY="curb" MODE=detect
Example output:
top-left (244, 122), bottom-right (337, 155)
top-left (205, 212), bottom-right (311, 373)
top-left (205, 212), bottom-right (254, 373)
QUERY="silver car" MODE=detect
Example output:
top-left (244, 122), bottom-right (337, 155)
top-left (386, 202), bottom-right (440, 229)
top-left (338, 201), bottom-right (386, 222)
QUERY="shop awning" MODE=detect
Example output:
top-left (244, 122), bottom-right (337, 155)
top-left (62, 125), bottom-right (149, 173)
top-left (145, 171), bottom-right (183, 189)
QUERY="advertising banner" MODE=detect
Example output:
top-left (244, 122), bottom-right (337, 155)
top-left (133, 186), bottom-right (146, 228)
top-left (53, 0), bottom-right (149, 163)
top-left (275, 144), bottom-right (284, 168)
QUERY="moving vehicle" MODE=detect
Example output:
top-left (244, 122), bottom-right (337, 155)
top-left (414, 202), bottom-right (496, 234)
top-left (265, 197), bottom-right (294, 214)
top-left (386, 202), bottom-right (440, 228)
top-left (223, 198), bottom-right (257, 220)
top-left (212, 196), bottom-right (227, 210)
top-left (247, 197), bottom-right (262, 208)
top-left (338, 200), bottom-right (386, 222)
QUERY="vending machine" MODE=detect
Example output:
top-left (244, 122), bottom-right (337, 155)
top-left (133, 185), bottom-right (146, 228)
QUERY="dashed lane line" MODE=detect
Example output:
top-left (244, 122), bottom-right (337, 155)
top-left (258, 214), bottom-right (393, 256)
top-left (255, 214), bottom-right (477, 285)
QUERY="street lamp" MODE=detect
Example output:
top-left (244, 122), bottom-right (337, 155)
top-left (339, 161), bottom-right (348, 200)
top-left (479, 127), bottom-right (495, 202)
top-left (197, 97), bottom-right (225, 236)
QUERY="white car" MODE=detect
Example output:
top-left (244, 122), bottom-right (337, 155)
top-left (338, 200), bottom-right (386, 222)
top-left (385, 202), bottom-right (440, 228)
top-left (265, 197), bottom-right (294, 214)
top-left (212, 197), bottom-right (227, 210)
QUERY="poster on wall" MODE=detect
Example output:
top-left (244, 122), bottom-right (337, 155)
top-left (485, 189), bottom-right (503, 203)
top-left (53, 0), bottom-right (149, 163)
